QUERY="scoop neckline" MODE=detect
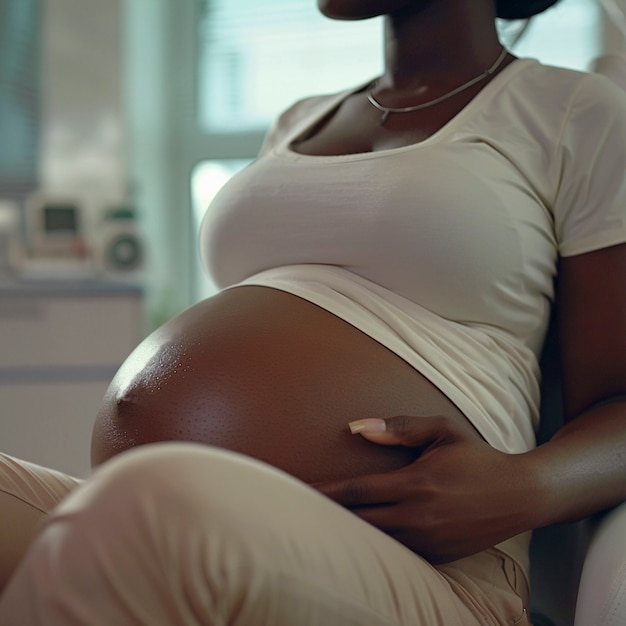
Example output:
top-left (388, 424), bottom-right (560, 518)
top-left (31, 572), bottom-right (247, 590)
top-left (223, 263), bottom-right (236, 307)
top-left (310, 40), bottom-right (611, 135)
top-left (277, 58), bottom-right (537, 163)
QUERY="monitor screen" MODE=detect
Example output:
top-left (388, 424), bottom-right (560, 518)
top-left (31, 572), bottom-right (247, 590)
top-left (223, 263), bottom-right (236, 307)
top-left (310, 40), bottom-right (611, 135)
top-left (43, 204), bottom-right (79, 234)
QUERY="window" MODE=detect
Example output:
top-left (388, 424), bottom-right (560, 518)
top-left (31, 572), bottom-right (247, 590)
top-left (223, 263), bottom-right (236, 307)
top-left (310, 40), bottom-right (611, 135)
top-left (501, 0), bottom-right (601, 70)
top-left (197, 0), bottom-right (383, 132)
top-left (192, 158), bottom-right (251, 297)
top-left (0, 0), bottom-right (41, 197)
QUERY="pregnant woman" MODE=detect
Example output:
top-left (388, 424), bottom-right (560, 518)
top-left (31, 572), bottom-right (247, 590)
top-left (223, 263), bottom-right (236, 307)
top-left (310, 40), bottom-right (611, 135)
top-left (2, 0), bottom-right (626, 624)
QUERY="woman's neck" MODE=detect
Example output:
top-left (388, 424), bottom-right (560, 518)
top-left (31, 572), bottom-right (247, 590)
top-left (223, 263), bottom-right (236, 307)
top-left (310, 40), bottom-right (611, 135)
top-left (379, 0), bottom-right (503, 92)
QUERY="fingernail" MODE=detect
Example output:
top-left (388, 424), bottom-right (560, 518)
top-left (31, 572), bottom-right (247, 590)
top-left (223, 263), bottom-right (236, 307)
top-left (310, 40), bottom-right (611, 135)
top-left (348, 418), bottom-right (387, 435)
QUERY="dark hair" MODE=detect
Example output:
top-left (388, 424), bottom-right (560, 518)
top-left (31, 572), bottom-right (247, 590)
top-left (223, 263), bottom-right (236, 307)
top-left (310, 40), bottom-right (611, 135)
top-left (496, 0), bottom-right (560, 19)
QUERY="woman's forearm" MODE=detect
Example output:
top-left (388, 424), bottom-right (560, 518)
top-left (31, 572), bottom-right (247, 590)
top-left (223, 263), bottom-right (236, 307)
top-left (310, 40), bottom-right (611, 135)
top-left (524, 397), bottom-right (626, 529)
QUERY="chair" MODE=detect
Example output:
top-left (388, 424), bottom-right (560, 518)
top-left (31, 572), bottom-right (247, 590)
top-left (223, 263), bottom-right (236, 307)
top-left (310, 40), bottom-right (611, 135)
top-left (529, 305), bottom-right (624, 626)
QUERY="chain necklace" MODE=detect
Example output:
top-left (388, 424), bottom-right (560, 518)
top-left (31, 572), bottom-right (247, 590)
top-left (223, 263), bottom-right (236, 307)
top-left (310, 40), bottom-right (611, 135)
top-left (367, 47), bottom-right (508, 124)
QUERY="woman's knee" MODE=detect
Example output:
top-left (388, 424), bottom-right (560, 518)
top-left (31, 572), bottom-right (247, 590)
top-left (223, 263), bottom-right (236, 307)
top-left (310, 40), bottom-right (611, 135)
top-left (2, 445), bottom-right (273, 595)
top-left (63, 442), bottom-right (251, 523)
top-left (0, 444), bottom-right (278, 624)
top-left (54, 442), bottom-right (305, 545)
top-left (1, 445), bottom-right (327, 615)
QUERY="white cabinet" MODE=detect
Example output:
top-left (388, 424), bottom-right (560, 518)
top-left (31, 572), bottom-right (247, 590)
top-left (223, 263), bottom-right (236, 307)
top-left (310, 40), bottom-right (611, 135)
top-left (0, 282), bottom-right (143, 477)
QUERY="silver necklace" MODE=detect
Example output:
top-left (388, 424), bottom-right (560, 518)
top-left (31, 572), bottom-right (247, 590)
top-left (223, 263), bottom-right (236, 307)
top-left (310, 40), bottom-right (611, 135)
top-left (367, 47), bottom-right (509, 124)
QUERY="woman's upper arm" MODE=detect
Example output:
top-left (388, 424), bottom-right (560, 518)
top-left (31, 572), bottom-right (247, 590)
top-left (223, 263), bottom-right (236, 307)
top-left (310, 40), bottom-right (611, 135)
top-left (557, 242), bottom-right (626, 420)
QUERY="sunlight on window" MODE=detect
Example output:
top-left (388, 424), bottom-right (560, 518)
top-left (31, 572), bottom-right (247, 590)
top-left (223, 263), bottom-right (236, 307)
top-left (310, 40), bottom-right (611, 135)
top-left (501, 0), bottom-right (600, 70)
top-left (192, 159), bottom-right (251, 297)
top-left (198, 0), bottom-right (382, 132)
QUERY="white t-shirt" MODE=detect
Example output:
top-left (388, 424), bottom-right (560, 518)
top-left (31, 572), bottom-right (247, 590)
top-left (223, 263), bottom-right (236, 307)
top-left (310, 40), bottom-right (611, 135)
top-left (200, 58), bottom-right (626, 455)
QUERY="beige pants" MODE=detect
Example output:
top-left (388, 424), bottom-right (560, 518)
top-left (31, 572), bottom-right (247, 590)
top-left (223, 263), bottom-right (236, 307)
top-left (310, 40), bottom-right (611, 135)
top-left (0, 443), bottom-right (531, 625)
top-left (0, 453), bottom-right (81, 591)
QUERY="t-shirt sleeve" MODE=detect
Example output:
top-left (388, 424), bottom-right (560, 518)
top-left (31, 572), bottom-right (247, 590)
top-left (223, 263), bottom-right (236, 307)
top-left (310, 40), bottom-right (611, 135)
top-left (553, 73), bottom-right (626, 257)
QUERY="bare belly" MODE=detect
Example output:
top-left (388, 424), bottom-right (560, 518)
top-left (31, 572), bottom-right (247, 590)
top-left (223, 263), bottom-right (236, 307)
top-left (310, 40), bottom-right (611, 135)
top-left (92, 286), bottom-right (479, 482)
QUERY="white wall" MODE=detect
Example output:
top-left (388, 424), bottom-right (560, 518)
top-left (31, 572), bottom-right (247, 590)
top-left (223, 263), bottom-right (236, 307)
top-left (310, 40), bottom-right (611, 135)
top-left (40, 0), bottom-right (127, 234)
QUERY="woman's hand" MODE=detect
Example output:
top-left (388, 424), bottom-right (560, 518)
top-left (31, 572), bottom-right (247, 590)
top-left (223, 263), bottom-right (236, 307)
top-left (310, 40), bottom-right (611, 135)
top-left (313, 415), bottom-right (539, 564)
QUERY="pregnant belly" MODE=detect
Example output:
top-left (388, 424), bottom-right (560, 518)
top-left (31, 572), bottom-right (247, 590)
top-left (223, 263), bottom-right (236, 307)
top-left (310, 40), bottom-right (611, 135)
top-left (92, 286), bottom-right (479, 482)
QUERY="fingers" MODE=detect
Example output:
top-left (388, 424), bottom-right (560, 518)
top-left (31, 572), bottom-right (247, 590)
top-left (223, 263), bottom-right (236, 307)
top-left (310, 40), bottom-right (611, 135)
top-left (313, 469), bottom-right (408, 507)
top-left (348, 415), bottom-right (456, 448)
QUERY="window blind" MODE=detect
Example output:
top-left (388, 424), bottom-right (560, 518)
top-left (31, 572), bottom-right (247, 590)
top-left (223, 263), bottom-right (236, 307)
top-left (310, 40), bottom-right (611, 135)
top-left (0, 0), bottom-right (40, 197)
top-left (197, 0), bottom-right (383, 131)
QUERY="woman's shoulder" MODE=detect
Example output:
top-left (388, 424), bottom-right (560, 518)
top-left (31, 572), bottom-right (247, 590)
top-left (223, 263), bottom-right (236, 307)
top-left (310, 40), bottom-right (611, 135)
top-left (508, 57), bottom-right (626, 115)
top-left (482, 57), bottom-right (626, 155)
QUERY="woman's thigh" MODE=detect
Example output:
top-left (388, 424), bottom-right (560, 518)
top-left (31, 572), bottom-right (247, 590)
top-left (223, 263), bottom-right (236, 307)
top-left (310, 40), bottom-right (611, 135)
top-left (0, 443), bottom-right (529, 626)
top-left (0, 454), bottom-right (81, 590)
